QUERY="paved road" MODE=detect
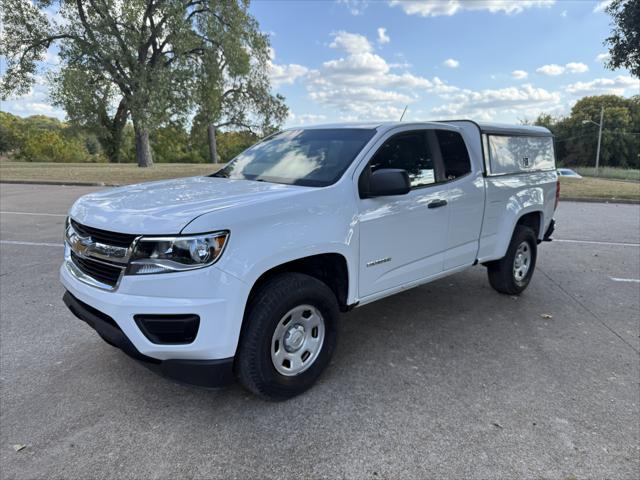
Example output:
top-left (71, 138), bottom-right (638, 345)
top-left (1, 184), bottom-right (639, 479)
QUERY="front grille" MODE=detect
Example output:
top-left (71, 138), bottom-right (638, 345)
top-left (71, 219), bottom-right (137, 248)
top-left (70, 251), bottom-right (123, 287)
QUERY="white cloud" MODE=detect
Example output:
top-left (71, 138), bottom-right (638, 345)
top-left (566, 76), bottom-right (639, 95)
top-left (431, 77), bottom-right (459, 93)
top-left (565, 62), bottom-right (589, 74)
top-left (443, 58), bottom-right (460, 69)
top-left (289, 112), bottom-right (328, 125)
top-left (269, 62), bottom-right (309, 87)
top-left (593, 0), bottom-right (613, 13)
top-left (560, 9), bottom-right (567, 17)
top-left (389, 0), bottom-right (555, 17)
top-left (306, 31), bottom-right (435, 120)
top-left (330, 31), bottom-right (373, 54)
top-left (536, 64), bottom-right (565, 76)
top-left (537, 62), bottom-right (590, 76)
top-left (268, 48), bottom-right (308, 87)
top-left (1, 72), bottom-right (66, 119)
top-left (432, 83), bottom-right (561, 121)
top-left (377, 27), bottom-right (390, 45)
top-left (511, 70), bottom-right (529, 79)
top-left (595, 52), bottom-right (611, 63)
top-left (338, 0), bottom-right (369, 15)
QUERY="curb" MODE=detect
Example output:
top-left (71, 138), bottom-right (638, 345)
top-left (1, 179), bottom-right (115, 187)
top-left (561, 197), bottom-right (640, 205)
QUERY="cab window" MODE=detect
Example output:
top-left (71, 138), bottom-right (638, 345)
top-left (368, 131), bottom-right (436, 188)
top-left (436, 130), bottom-right (471, 180)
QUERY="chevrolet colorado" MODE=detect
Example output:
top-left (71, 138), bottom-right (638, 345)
top-left (61, 120), bottom-right (558, 399)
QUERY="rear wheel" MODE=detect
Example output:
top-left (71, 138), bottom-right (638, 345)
top-left (487, 225), bottom-right (537, 295)
top-left (236, 273), bottom-right (339, 400)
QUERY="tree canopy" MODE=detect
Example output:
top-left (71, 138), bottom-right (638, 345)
top-left (0, 110), bottom-right (260, 164)
top-left (1, 0), bottom-right (288, 166)
top-left (605, 0), bottom-right (640, 78)
top-left (534, 95), bottom-right (639, 168)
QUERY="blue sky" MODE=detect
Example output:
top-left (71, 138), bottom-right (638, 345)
top-left (2, 0), bottom-right (639, 125)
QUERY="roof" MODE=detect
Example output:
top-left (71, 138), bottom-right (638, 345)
top-left (286, 120), bottom-right (552, 137)
top-left (473, 121), bottom-right (552, 137)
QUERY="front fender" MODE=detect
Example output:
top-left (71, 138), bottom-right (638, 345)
top-left (182, 182), bottom-right (360, 304)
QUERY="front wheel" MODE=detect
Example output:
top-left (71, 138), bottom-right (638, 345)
top-left (235, 273), bottom-right (339, 400)
top-left (487, 225), bottom-right (537, 295)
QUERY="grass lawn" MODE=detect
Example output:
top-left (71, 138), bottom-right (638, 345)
top-left (0, 162), bottom-right (222, 185)
top-left (560, 176), bottom-right (639, 201)
top-left (1, 161), bottom-right (638, 202)
top-left (573, 167), bottom-right (640, 181)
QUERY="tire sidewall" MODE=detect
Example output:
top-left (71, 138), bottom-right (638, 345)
top-left (508, 227), bottom-right (537, 293)
top-left (240, 274), bottom-right (339, 398)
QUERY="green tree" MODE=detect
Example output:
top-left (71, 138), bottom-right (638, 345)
top-left (216, 130), bottom-right (259, 162)
top-left (49, 67), bottom-right (128, 163)
top-left (189, 3), bottom-right (287, 163)
top-left (605, 0), bottom-right (640, 78)
top-left (152, 122), bottom-right (203, 163)
top-left (535, 95), bottom-right (639, 168)
top-left (0, 111), bottom-right (25, 153)
top-left (1, 0), bottom-right (285, 167)
top-left (18, 128), bottom-right (92, 162)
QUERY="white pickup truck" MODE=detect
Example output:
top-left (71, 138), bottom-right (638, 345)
top-left (61, 120), bottom-right (558, 399)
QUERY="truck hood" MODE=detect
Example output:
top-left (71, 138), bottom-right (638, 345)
top-left (69, 176), bottom-right (307, 234)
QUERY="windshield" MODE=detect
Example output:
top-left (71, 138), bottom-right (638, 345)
top-left (212, 128), bottom-right (376, 187)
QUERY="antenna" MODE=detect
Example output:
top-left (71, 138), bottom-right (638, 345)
top-left (399, 105), bottom-right (408, 121)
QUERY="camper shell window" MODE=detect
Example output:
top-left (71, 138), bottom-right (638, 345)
top-left (487, 135), bottom-right (555, 175)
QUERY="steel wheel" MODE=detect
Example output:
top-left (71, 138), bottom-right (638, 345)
top-left (271, 305), bottom-right (325, 376)
top-left (513, 241), bottom-right (532, 285)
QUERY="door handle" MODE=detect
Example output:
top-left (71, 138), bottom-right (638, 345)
top-left (428, 199), bottom-right (448, 209)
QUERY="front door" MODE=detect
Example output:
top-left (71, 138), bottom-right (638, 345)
top-left (358, 129), bottom-right (451, 298)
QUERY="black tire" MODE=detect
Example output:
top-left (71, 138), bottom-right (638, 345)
top-left (235, 273), bottom-right (339, 400)
top-left (487, 225), bottom-right (537, 295)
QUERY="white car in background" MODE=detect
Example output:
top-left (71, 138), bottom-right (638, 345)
top-left (557, 168), bottom-right (583, 178)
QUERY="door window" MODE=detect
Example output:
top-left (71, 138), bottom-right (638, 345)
top-left (369, 131), bottom-right (436, 188)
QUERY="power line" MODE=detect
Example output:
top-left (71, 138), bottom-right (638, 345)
top-left (553, 133), bottom-right (594, 143)
top-left (554, 130), bottom-right (640, 143)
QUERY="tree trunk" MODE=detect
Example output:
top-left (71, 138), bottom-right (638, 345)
top-left (98, 99), bottom-right (128, 163)
top-left (134, 126), bottom-right (153, 167)
top-left (109, 100), bottom-right (128, 163)
top-left (207, 123), bottom-right (218, 163)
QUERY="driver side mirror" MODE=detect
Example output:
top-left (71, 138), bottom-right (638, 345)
top-left (361, 168), bottom-right (411, 198)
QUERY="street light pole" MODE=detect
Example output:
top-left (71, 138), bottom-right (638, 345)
top-left (582, 107), bottom-right (605, 176)
top-left (595, 106), bottom-right (604, 176)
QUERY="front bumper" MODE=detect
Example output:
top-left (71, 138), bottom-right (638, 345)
top-left (60, 256), bottom-right (250, 362)
top-left (63, 291), bottom-right (234, 387)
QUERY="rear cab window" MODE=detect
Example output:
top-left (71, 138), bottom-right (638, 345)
top-left (436, 130), bottom-right (471, 180)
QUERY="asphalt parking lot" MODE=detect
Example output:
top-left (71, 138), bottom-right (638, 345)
top-left (1, 183), bottom-right (639, 479)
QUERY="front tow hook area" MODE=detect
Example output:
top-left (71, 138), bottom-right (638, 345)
top-left (62, 291), bottom-right (235, 388)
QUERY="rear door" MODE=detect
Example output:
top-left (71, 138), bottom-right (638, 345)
top-left (357, 128), bottom-right (450, 298)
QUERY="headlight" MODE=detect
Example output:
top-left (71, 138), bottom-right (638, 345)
top-left (127, 231), bottom-right (229, 275)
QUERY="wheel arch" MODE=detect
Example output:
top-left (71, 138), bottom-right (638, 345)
top-left (515, 210), bottom-right (543, 240)
top-left (245, 253), bottom-right (351, 314)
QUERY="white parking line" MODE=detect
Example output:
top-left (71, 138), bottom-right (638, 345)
top-left (0, 211), bottom-right (66, 217)
top-left (0, 240), bottom-right (63, 248)
top-left (610, 277), bottom-right (640, 283)
top-left (554, 239), bottom-right (640, 248)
